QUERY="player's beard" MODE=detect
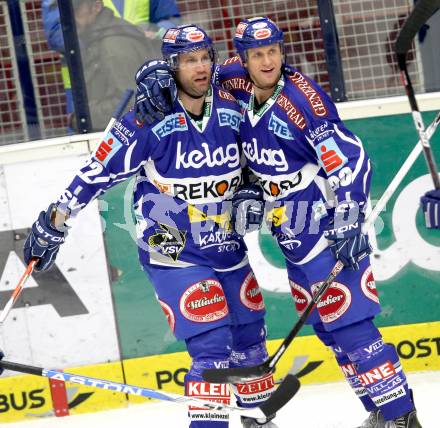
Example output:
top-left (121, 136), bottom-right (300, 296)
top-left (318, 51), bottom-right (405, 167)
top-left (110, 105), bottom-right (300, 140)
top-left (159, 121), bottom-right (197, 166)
top-left (176, 76), bottom-right (210, 99)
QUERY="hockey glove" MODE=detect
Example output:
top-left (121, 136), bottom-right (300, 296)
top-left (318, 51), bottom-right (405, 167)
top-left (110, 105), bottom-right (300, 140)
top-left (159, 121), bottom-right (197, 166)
top-left (324, 202), bottom-right (372, 270)
top-left (420, 188), bottom-right (440, 229)
top-left (134, 59), bottom-right (177, 124)
top-left (231, 184), bottom-right (265, 236)
top-left (24, 203), bottom-right (68, 272)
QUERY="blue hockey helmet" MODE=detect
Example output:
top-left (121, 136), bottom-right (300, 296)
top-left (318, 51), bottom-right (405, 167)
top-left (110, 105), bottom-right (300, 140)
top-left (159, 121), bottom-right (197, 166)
top-left (233, 17), bottom-right (284, 62)
top-left (161, 24), bottom-right (217, 70)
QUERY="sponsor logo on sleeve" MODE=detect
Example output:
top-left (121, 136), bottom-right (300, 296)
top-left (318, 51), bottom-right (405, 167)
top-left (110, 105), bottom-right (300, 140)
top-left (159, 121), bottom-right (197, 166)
top-left (95, 133), bottom-right (123, 166)
top-left (275, 93), bottom-right (306, 129)
top-left (311, 281), bottom-right (352, 323)
top-left (218, 90), bottom-right (236, 102)
top-left (217, 108), bottom-right (242, 131)
top-left (112, 120), bottom-right (135, 145)
top-left (179, 279), bottom-right (229, 323)
top-left (316, 137), bottom-right (348, 174)
top-left (239, 271), bottom-right (265, 311)
top-left (289, 72), bottom-right (328, 117)
top-left (308, 122), bottom-right (333, 142)
top-left (222, 77), bottom-right (253, 94)
top-left (268, 112), bottom-right (294, 140)
top-left (152, 113), bottom-right (188, 139)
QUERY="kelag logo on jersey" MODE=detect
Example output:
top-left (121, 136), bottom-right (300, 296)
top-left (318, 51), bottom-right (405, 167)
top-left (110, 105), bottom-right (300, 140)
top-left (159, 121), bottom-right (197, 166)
top-left (315, 137), bottom-right (347, 174)
top-left (217, 108), bottom-right (241, 132)
top-left (268, 113), bottom-right (293, 140)
top-left (152, 113), bottom-right (188, 139)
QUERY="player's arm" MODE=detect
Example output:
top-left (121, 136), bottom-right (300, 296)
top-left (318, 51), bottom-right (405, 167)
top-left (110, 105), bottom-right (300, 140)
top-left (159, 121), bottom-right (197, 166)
top-left (302, 85), bottom-right (372, 270)
top-left (23, 111), bottom-right (151, 271)
top-left (133, 60), bottom-right (233, 123)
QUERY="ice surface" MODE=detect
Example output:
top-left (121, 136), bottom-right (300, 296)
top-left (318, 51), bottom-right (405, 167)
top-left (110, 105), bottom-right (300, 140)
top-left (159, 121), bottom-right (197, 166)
top-left (6, 371), bottom-right (439, 428)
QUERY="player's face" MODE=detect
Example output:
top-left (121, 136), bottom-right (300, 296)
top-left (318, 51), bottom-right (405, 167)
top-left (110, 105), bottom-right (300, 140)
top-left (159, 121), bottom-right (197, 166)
top-left (245, 44), bottom-right (283, 90)
top-left (175, 49), bottom-right (212, 97)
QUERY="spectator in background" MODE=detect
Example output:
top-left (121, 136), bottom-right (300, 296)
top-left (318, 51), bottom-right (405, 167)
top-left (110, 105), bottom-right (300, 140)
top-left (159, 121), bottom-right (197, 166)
top-left (71, 0), bottom-right (158, 130)
top-left (41, 0), bottom-right (180, 130)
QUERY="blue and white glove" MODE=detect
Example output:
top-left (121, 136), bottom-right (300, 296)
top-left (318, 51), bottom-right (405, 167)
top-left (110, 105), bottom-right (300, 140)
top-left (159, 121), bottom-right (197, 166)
top-left (420, 189), bottom-right (440, 229)
top-left (231, 184), bottom-right (265, 236)
top-left (323, 202), bottom-right (372, 270)
top-left (23, 203), bottom-right (68, 272)
top-left (134, 59), bottom-right (177, 124)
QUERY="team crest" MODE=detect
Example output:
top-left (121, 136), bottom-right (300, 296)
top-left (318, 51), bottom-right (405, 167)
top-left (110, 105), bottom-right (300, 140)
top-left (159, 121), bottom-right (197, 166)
top-left (148, 223), bottom-right (187, 261)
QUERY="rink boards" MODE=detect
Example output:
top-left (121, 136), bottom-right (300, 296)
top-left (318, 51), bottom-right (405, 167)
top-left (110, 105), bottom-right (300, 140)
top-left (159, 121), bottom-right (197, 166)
top-left (0, 94), bottom-right (439, 422)
top-left (0, 320), bottom-right (438, 421)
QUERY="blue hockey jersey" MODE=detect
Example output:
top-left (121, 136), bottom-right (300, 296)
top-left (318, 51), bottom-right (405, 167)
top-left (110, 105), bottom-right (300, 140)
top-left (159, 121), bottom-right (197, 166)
top-left (215, 58), bottom-right (372, 264)
top-left (57, 85), bottom-right (247, 270)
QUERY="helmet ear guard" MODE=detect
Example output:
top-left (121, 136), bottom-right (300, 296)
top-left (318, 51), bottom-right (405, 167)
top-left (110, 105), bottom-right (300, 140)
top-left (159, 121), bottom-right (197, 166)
top-left (161, 25), bottom-right (217, 71)
top-left (233, 16), bottom-right (284, 63)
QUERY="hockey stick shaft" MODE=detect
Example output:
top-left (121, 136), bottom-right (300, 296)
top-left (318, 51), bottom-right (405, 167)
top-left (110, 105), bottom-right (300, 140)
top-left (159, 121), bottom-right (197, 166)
top-left (104, 88), bottom-right (134, 135)
top-left (362, 110), bottom-right (440, 233)
top-left (0, 259), bottom-right (37, 324)
top-left (204, 112), bottom-right (440, 383)
top-left (396, 0), bottom-right (440, 189)
top-left (0, 91), bottom-right (134, 323)
top-left (0, 359), bottom-right (299, 418)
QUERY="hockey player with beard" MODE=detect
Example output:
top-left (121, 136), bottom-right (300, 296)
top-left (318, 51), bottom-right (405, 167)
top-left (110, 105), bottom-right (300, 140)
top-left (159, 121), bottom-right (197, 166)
top-left (23, 25), bottom-right (278, 428)
top-left (133, 17), bottom-right (423, 428)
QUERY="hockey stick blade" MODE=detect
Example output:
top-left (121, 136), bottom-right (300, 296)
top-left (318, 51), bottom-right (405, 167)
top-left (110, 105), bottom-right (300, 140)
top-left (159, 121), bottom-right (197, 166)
top-left (203, 361), bottom-right (273, 384)
top-left (259, 373), bottom-right (300, 418)
top-left (206, 111), bottom-right (440, 385)
top-left (395, 0), bottom-right (440, 57)
top-left (203, 261), bottom-right (344, 384)
top-left (0, 359), bottom-right (299, 418)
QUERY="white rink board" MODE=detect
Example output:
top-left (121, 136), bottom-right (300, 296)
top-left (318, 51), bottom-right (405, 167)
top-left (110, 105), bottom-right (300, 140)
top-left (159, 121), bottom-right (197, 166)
top-left (0, 155), bottom-right (120, 371)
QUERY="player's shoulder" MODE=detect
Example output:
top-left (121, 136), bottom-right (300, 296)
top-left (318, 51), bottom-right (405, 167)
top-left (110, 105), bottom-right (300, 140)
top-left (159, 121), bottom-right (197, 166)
top-left (283, 66), bottom-right (338, 120)
top-left (215, 56), bottom-right (249, 84)
top-left (212, 83), bottom-right (241, 111)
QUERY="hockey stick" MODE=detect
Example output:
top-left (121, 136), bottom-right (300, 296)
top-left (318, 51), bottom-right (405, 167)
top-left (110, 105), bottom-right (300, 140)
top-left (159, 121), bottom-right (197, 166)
top-left (0, 359), bottom-right (299, 418)
top-left (103, 88), bottom-right (134, 135)
top-left (203, 112), bottom-right (440, 384)
top-left (395, 0), bottom-right (440, 189)
top-left (0, 90), bottom-right (133, 324)
top-left (0, 259), bottom-right (37, 324)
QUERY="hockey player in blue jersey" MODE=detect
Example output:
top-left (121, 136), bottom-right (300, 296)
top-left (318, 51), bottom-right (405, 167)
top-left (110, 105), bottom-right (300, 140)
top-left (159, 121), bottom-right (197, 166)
top-left (23, 25), bottom-right (278, 428)
top-left (132, 17), bottom-right (423, 428)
